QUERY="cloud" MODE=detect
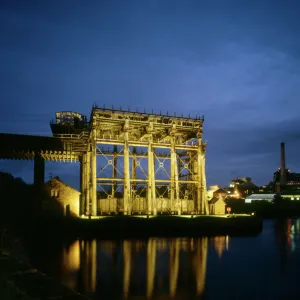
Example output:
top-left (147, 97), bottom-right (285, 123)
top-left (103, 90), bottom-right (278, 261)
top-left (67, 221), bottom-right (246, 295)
top-left (1, 0), bottom-right (300, 188)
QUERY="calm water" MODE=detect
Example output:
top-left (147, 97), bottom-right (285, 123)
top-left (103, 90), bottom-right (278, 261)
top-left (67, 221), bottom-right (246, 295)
top-left (30, 219), bottom-right (300, 300)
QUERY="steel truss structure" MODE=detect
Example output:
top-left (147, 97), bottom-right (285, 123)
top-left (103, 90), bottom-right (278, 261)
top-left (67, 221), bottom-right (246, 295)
top-left (75, 105), bottom-right (209, 216)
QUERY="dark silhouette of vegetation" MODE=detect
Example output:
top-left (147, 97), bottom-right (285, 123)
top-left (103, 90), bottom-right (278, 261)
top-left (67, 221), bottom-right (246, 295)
top-left (0, 172), bottom-right (36, 229)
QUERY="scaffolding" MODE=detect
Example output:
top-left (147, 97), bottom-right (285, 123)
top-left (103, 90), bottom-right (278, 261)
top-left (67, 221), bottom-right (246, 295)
top-left (71, 105), bottom-right (209, 216)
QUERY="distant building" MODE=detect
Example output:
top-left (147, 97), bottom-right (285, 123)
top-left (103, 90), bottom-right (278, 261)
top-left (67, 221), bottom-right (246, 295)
top-left (245, 194), bottom-right (275, 203)
top-left (272, 142), bottom-right (300, 192)
top-left (227, 177), bottom-right (258, 198)
top-left (43, 176), bottom-right (80, 217)
top-left (209, 198), bottom-right (226, 215)
top-left (278, 190), bottom-right (300, 201)
top-left (273, 169), bottom-right (300, 192)
top-left (207, 185), bottom-right (222, 200)
top-left (213, 188), bottom-right (227, 199)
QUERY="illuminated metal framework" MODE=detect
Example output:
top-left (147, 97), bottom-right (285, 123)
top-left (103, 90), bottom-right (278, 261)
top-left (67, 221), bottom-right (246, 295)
top-left (0, 106), bottom-right (209, 216)
top-left (75, 105), bottom-right (209, 216)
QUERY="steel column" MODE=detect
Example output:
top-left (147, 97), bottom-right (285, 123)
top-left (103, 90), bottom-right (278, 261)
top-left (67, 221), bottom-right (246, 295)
top-left (123, 119), bottom-right (131, 215)
top-left (132, 146), bottom-right (137, 195)
top-left (34, 153), bottom-right (45, 190)
top-left (112, 145), bottom-right (118, 197)
top-left (80, 154), bottom-right (86, 215)
top-left (201, 144), bottom-right (209, 214)
top-left (147, 132), bottom-right (156, 215)
top-left (174, 155), bottom-right (181, 215)
top-left (170, 137), bottom-right (176, 212)
top-left (86, 148), bottom-right (91, 215)
top-left (197, 147), bottom-right (203, 214)
top-left (151, 145), bottom-right (156, 215)
top-left (91, 129), bottom-right (97, 216)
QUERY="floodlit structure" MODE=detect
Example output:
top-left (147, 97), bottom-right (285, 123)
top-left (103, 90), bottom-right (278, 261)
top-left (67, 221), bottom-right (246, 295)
top-left (0, 105), bottom-right (209, 216)
top-left (245, 194), bottom-right (275, 203)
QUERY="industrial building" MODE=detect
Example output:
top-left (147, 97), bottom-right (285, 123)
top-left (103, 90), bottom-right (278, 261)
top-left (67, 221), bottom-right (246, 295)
top-left (43, 176), bottom-right (81, 217)
top-left (0, 105), bottom-right (209, 216)
top-left (245, 194), bottom-right (275, 203)
top-left (225, 177), bottom-right (258, 198)
top-left (208, 198), bottom-right (226, 214)
top-left (273, 142), bottom-right (300, 192)
top-left (278, 190), bottom-right (300, 201)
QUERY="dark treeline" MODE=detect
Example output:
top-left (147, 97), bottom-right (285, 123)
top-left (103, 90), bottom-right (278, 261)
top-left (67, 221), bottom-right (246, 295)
top-left (0, 172), bottom-right (36, 229)
top-left (225, 197), bottom-right (300, 218)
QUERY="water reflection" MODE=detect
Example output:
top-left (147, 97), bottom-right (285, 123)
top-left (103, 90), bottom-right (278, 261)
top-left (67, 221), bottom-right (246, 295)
top-left (211, 236), bottom-right (229, 258)
top-left (30, 219), bottom-right (300, 300)
top-left (60, 237), bottom-right (222, 299)
top-left (275, 218), bottom-right (300, 273)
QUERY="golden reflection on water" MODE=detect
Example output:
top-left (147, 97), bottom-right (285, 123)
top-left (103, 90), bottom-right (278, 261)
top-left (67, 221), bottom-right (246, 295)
top-left (212, 236), bottom-right (228, 258)
top-left (61, 236), bottom-right (230, 299)
top-left (61, 240), bottom-right (80, 290)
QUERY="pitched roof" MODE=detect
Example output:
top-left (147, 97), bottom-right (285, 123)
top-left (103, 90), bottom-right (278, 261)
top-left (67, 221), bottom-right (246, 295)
top-left (208, 185), bottom-right (221, 192)
top-left (45, 176), bottom-right (80, 193)
top-left (214, 188), bottom-right (227, 194)
top-left (209, 197), bottom-right (226, 204)
top-left (240, 181), bottom-right (258, 189)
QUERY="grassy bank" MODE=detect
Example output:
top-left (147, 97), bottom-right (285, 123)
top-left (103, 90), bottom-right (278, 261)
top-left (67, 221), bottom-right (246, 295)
top-left (32, 214), bottom-right (263, 240)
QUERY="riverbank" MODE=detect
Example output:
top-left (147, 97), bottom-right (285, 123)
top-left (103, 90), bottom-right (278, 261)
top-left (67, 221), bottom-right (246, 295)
top-left (33, 214), bottom-right (262, 239)
top-left (0, 253), bottom-right (90, 300)
top-left (227, 201), bottom-right (300, 218)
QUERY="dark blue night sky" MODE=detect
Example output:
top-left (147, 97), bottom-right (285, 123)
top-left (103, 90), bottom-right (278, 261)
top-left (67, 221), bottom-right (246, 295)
top-left (1, 0), bottom-right (300, 189)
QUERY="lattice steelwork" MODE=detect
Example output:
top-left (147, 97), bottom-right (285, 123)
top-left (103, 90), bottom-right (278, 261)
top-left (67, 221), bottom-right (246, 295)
top-left (79, 105), bottom-right (209, 216)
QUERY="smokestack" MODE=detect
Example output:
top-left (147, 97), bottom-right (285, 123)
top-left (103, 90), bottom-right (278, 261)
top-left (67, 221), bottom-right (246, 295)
top-left (280, 142), bottom-right (286, 187)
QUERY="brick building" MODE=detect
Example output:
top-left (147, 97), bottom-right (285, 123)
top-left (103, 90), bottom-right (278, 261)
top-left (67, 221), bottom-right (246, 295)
top-left (208, 198), bottom-right (226, 215)
top-left (43, 176), bottom-right (80, 217)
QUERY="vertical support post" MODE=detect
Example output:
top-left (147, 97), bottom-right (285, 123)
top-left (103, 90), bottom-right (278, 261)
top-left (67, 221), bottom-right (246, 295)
top-left (197, 137), bottom-right (208, 214)
top-left (80, 154), bottom-right (86, 215)
top-left (174, 154), bottom-right (181, 215)
top-left (34, 153), bottom-right (45, 190)
top-left (123, 119), bottom-right (131, 215)
top-left (34, 153), bottom-right (45, 214)
top-left (202, 143), bottom-right (209, 215)
top-left (147, 122), bottom-right (156, 215)
top-left (86, 148), bottom-right (91, 215)
top-left (197, 144), bottom-right (203, 214)
top-left (170, 137), bottom-right (176, 213)
top-left (147, 127), bottom-right (156, 216)
top-left (151, 145), bottom-right (156, 216)
top-left (91, 128), bottom-right (97, 216)
top-left (147, 142), bottom-right (152, 214)
top-left (132, 146), bottom-right (137, 207)
top-left (112, 145), bottom-right (118, 197)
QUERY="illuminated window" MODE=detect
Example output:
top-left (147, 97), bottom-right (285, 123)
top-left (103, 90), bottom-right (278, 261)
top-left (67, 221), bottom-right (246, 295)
top-left (51, 189), bottom-right (59, 197)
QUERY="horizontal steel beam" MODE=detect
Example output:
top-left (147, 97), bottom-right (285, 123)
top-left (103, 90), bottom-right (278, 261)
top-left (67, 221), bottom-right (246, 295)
top-left (97, 178), bottom-right (197, 184)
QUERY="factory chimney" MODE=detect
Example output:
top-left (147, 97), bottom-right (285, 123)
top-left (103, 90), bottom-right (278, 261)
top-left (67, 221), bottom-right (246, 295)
top-left (280, 142), bottom-right (286, 187)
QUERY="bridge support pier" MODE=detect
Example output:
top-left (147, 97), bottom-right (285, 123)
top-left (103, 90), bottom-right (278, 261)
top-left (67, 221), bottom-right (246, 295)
top-left (123, 120), bottom-right (131, 215)
top-left (86, 149), bottom-right (91, 215)
top-left (80, 154), bottom-right (87, 215)
top-left (91, 129), bottom-right (97, 216)
top-left (197, 139), bottom-right (208, 214)
top-left (33, 153), bottom-right (45, 213)
top-left (34, 153), bottom-right (45, 189)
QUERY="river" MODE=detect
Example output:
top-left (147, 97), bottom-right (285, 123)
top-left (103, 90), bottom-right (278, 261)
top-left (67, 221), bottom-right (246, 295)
top-left (29, 219), bottom-right (300, 299)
